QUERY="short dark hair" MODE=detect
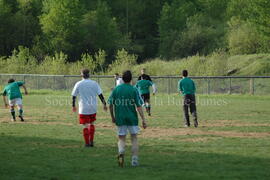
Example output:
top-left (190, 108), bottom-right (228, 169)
top-left (115, 73), bottom-right (119, 76)
top-left (81, 69), bottom-right (90, 79)
top-left (182, 70), bottom-right (188, 77)
top-left (8, 78), bottom-right (15, 83)
top-left (122, 70), bottom-right (132, 83)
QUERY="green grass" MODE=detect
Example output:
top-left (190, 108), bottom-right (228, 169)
top-left (1, 93), bottom-right (270, 180)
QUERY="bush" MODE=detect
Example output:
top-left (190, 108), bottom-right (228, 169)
top-left (108, 49), bottom-right (137, 74)
top-left (38, 52), bottom-right (68, 75)
top-left (227, 17), bottom-right (261, 55)
top-left (2, 46), bottom-right (37, 74)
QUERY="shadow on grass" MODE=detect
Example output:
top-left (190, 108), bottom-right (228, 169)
top-left (0, 135), bottom-right (269, 180)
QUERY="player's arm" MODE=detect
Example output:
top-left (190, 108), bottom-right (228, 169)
top-left (71, 83), bottom-right (79, 112)
top-left (134, 89), bottom-right (147, 128)
top-left (137, 106), bottom-right (147, 129)
top-left (22, 85), bottom-right (28, 95)
top-left (151, 82), bottom-right (157, 95)
top-left (72, 96), bottom-right (77, 112)
top-left (98, 93), bottom-right (107, 112)
top-left (192, 80), bottom-right (196, 93)
top-left (178, 80), bottom-right (183, 94)
top-left (2, 92), bottom-right (8, 108)
top-left (109, 104), bottom-right (115, 123)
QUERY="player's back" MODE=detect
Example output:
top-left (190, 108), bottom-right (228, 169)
top-left (4, 81), bottom-right (24, 100)
top-left (72, 79), bottom-right (102, 114)
top-left (75, 79), bottom-right (100, 96)
top-left (109, 83), bottom-right (142, 126)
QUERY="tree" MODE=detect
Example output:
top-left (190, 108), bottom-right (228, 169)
top-left (158, 0), bottom-right (198, 59)
top-left (81, 1), bottom-right (124, 62)
top-left (39, 0), bottom-right (83, 59)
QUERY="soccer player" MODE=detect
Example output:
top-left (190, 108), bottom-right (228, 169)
top-left (2, 79), bottom-right (28, 122)
top-left (108, 70), bottom-right (147, 167)
top-left (114, 73), bottom-right (124, 87)
top-left (178, 70), bottom-right (198, 127)
top-left (72, 69), bottom-right (107, 147)
top-left (135, 76), bottom-right (156, 116)
top-left (138, 68), bottom-right (152, 81)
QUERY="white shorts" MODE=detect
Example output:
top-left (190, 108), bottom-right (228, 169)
top-left (9, 98), bottom-right (22, 107)
top-left (117, 126), bottom-right (139, 136)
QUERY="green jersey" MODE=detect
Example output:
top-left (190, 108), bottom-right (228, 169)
top-left (135, 80), bottom-right (153, 95)
top-left (108, 83), bottom-right (143, 126)
top-left (178, 77), bottom-right (196, 95)
top-left (3, 81), bottom-right (25, 100)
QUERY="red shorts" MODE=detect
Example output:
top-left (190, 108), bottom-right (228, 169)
top-left (79, 114), bottom-right (96, 124)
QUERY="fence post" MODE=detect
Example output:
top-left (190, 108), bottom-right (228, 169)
top-left (250, 78), bottom-right (254, 95)
top-left (207, 78), bottom-right (210, 95)
top-left (168, 77), bottom-right (171, 94)
top-left (229, 78), bottom-right (232, 94)
top-left (167, 77), bottom-right (170, 94)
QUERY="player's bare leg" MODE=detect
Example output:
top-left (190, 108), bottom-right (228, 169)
top-left (117, 135), bottom-right (126, 167)
top-left (17, 104), bottom-right (24, 122)
top-left (10, 106), bottom-right (16, 122)
top-left (131, 134), bottom-right (139, 166)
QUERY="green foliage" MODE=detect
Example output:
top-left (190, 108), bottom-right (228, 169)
top-left (108, 49), bottom-right (137, 74)
top-left (38, 52), bottom-right (68, 75)
top-left (81, 1), bottom-right (124, 58)
top-left (227, 17), bottom-right (261, 55)
top-left (1, 0), bottom-right (270, 71)
top-left (94, 49), bottom-right (106, 74)
top-left (1, 46), bottom-right (37, 74)
top-left (158, 0), bottom-right (228, 59)
top-left (124, 52), bottom-right (270, 76)
top-left (39, 0), bottom-right (83, 57)
top-left (249, 0), bottom-right (270, 52)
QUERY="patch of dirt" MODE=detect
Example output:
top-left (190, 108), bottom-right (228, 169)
top-left (140, 127), bottom-right (270, 139)
top-left (202, 121), bottom-right (270, 127)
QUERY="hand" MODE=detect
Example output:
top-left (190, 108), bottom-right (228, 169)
top-left (72, 107), bottom-right (77, 113)
top-left (142, 120), bottom-right (147, 129)
top-left (103, 105), bottom-right (108, 112)
top-left (112, 117), bottom-right (116, 124)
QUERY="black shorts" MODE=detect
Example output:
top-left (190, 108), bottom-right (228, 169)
top-left (141, 93), bottom-right (150, 102)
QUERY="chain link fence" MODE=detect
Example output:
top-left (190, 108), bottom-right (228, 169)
top-left (0, 74), bottom-right (270, 95)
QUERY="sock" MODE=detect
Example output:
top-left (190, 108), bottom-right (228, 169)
top-left (19, 109), bottom-right (23, 116)
top-left (10, 109), bottom-right (15, 119)
top-left (83, 128), bottom-right (90, 145)
top-left (118, 138), bottom-right (126, 154)
top-left (89, 125), bottom-right (95, 142)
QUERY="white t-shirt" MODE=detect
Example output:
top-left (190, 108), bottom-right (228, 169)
top-left (72, 79), bottom-right (102, 115)
top-left (116, 77), bottom-right (124, 86)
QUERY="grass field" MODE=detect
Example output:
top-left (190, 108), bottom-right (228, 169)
top-left (0, 92), bottom-right (270, 180)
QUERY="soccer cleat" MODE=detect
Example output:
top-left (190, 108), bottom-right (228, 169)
top-left (11, 118), bottom-right (16, 122)
top-left (117, 154), bottom-right (124, 167)
top-left (131, 157), bottom-right (139, 167)
top-left (184, 124), bottom-right (190, 128)
top-left (89, 141), bottom-right (94, 147)
top-left (18, 115), bottom-right (24, 122)
top-left (85, 144), bottom-right (91, 148)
